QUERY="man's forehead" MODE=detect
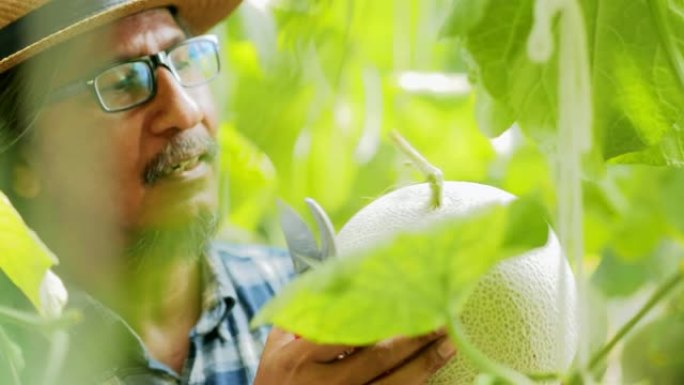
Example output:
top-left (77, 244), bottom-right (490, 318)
top-left (54, 8), bottom-right (185, 76)
top-left (107, 9), bottom-right (186, 59)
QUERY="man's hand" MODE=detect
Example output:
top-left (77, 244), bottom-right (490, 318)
top-left (253, 328), bottom-right (456, 385)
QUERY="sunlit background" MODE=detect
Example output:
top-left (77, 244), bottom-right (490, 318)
top-left (1, 0), bottom-right (683, 383)
top-left (213, 1), bottom-right (684, 384)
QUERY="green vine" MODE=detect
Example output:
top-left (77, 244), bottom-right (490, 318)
top-left (0, 306), bottom-right (80, 332)
top-left (0, 325), bottom-right (22, 385)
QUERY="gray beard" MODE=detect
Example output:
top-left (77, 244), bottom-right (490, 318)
top-left (123, 211), bottom-right (220, 272)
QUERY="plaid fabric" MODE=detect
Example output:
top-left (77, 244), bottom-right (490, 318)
top-left (63, 242), bottom-right (294, 385)
top-left (182, 243), bottom-right (294, 385)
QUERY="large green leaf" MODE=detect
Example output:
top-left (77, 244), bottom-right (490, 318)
top-left (252, 198), bottom-right (548, 344)
top-left (0, 192), bottom-right (57, 311)
top-left (440, 0), bottom-right (491, 37)
top-left (444, 0), bottom-right (558, 143)
top-left (595, 0), bottom-right (684, 165)
top-left (441, 0), bottom-right (684, 166)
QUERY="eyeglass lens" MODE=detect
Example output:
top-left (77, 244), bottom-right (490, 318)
top-left (93, 38), bottom-right (219, 111)
top-left (169, 40), bottom-right (219, 87)
top-left (95, 61), bottom-right (153, 110)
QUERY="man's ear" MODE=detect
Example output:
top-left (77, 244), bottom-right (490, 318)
top-left (11, 149), bottom-right (40, 199)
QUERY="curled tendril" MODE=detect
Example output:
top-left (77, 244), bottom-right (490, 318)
top-left (527, 0), bottom-right (565, 63)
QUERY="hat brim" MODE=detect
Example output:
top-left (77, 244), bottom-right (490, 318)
top-left (0, 0), bottom-right (241, 73)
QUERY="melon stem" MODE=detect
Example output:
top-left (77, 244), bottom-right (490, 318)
top-left (446, 316), bottom-right (536, 385)
top-left (389, 131), bottom-right (444, 209)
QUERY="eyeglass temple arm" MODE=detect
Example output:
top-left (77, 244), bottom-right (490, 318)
top-left (45, 80), bottom-right (92, 104)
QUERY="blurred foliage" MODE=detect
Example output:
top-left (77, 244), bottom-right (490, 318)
top-left (0, 191), bottom-right (56, 311)
top-left (218, 0), bottom-right (493, 241)
top-left (622, 308), bottom-right (684, 384)
top-left (216, 0), bottom-right (684, 383)
top-left (440, 0), bottom-right (684, 167)
top-left (218, 0), bottom-right (684, 293)
top-left (2, 0), bottom-right (684, 383)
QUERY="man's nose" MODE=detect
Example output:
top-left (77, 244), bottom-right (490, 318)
top-left (147, 69), bottom-right (203, 134)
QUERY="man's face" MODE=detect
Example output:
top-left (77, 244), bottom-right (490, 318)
top-left (25, 9), bottom-right (220, 273)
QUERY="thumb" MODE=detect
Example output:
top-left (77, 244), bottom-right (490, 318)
top-left (263, 327), bottom-right (297, 353)
top-left (264, 328), bottom-right (357, 363)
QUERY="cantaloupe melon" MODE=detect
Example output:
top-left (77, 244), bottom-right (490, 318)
top-left (336, 181), bottom-right (577, 384)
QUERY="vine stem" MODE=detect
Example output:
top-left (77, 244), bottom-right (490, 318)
top-left (0, 306), bottom-right (80, 331)
top-left (554, 0), bottom-right (592, 381)
top-left (0, 306), bottom-right (48, 328)
top-left (445, 315), bottom-right (536, 385)
top-left (40, 331), bottom-right (69, 385)
top-left (389, 130), bottom-right (444, 208)
top-left (587, 271), bottom-right (683, 372)
top-left (0, 326), bottom-right (22, 385)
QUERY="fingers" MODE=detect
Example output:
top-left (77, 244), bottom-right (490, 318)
top-left (256, 328), bottom-right (347, 385)
top-left (262, 327), bottom-right (296, 351)
top-left (258, 328), bottom-right (454, 385)
top-left (369, 336), bottom-right (456, 385)
top-left (334, 330), bottom-right (448, 384)
top-left (265, 328), bottom-right (357, 363)
top-left (290, 338), bottom-right (358, 363)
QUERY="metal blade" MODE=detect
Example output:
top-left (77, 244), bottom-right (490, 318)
top-left (305, 197), bottom-right (338, 259)
top-left (278, 200), bottom-right (321, 274)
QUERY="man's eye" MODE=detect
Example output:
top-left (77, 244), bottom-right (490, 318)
top-left (110, 76), bottom-right (134, 91)
top-left (100, 67), bottom-right (145, 92)
top-left (175, 59), bottom-right (191, 71)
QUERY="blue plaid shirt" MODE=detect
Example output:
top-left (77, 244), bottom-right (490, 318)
top-left (62, 242), bottom-right (293, 385)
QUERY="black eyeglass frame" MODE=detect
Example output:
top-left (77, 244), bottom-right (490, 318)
top-left (47, 34), bottom-right (220, 113)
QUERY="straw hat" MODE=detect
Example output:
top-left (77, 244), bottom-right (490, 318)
top-left (0, 0), bottom-right (242, 73)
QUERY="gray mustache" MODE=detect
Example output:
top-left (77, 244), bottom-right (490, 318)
top-left (143, 133), bottom-right (218, 186)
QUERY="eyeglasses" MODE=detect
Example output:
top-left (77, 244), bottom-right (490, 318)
top-left (47, 35), bottom-right (221, 112)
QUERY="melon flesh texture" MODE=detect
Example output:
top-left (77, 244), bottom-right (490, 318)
top-left (336, 182), bottom-right (577, 384)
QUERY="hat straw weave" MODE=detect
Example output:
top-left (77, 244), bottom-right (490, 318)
top-left (0, 0), bottom-right (241, 73)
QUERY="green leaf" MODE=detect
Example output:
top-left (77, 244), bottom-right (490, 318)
top-left (447, 0), bottom-right (684, 166)
top-left (503, 196), bottom-right (548, 247)
top-left (591, 251), bottom-right (653, 297)
top-left (460, 0), bottom-right (559, 143)
top-left (593, 0), bottom-right (684, 165)
top-left (621, 313), bottom-right (684, 384)
top-left (0, 191), bottom-right (57, 311)
top-left (474, 84), bottom-right (516, 138)
top-left (252, 198), bottom-right (548, 344)
top-left (440, 0), bottom-right (492, 37)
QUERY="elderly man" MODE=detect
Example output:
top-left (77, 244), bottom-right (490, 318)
top-left (0, 0), bottom-right (455, 384)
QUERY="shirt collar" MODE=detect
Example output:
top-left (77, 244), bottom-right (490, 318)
top-left (191, 246), bottom-right (237, 336)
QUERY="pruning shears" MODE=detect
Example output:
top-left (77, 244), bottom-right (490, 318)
top-left (278, 198), bottom-right (338, 274)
